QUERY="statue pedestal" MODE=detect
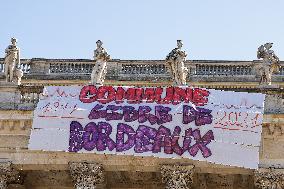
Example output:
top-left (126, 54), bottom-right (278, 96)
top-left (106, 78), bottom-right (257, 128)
top-left (0, 81), bottom-right (21, 109)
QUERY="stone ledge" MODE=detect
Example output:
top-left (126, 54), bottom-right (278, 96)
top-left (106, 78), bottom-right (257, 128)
top-left (0, 150), bottom-right (254, 174)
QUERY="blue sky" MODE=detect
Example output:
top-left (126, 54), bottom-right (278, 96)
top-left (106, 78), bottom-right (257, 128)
top-left (0, 0), bottom-right (283, 60)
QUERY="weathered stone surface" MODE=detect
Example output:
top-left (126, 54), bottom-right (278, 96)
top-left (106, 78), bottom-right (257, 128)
top-left (0, 58), bottom-right (283, 188)
top-left (69, 162), bottom-right (105, 189)
top-left (254, 168), bottom-right (284, 189)
top-left (0, 162), bottom-right (20, 189)
top-left (264, 94), bottom-right (284, 114)
top-left (23, 170), bottom-right (73, 188)
top-left (161, 165), bottom-right (194, 189)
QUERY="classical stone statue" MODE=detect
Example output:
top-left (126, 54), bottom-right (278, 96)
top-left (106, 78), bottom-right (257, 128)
top-left (166, 40), bottom-right (188, 86)
top-left (257, 42), bottom-right (280, 85)
top-left (91, 40), bottom-right (110, 85)
top-left (4, 38), bottom-right (23, 85)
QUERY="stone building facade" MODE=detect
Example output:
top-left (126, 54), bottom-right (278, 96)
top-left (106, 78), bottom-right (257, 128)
top-left (0, 58), bottom-right (284, 189)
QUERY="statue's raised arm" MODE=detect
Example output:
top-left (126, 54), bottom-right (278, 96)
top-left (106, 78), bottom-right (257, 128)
top-left (165, 40), bottom-right (188, 86)
top-left (257, 42), bottom-right (280, 85)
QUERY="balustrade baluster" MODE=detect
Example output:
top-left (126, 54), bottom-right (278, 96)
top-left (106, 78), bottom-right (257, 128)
top-left (56, 63), bottom-right (60, 73)
top-left (280, 66), bottom-right (284, 75)
top-left (197, 65), bottom-right (200, 75)
top-left (64, 63), bottom-right (68, 73)
top-left (248, 67), bottom-right (252, 75)
top-left (134, 66), bottom-right (138, 74)
top-left (227, 66), bottom-right (231, 75)
top-left (73, 63), bottom-right (77, 73)
top-left (239, 66), bottom-right (244, 75)
top-left (0, 63), bottom-right (3, 73)
top-left (232, 66), bottom-right (236, 75)
top-left (208, 66), bottom-right (212, 74)
top-left (139, 65), bottom-right (142, 74)
top-left (49, 64), bottom-right (54, 73)
top-left (142, 65), bottom-right (147, 74)
top-left (161, 64), bottom-right (165, 74)
top-left (223, 66), bottom-right (227, 75)
top-left (88, 64), bottom-right (92, 73)
top-left (217, 66), bottom-right (221, 75)
top-left (51, 63), bottom-right (55, 73)
top-left (73, 63), bottom-right (76, 73)
top-left (199, 65), bottom-right (204, 75)
top-left (58, 63), bottom-right (62, 73)
top-left (81, 63), bottom-right (84, 73)
top-left (219, 66), bottom-right (223, 75)
top-left (212, 66), bottom-right (216, 75)
top-left (195, 65), bottom-right (199, 75)
top-left (153, 65), bottom-right (157, 74)
top-left (243, 66), bottom-right (248, 75)
top-left (204, 65), bottom-right (208, 75)
top-left (124, 65), bottom-right (129, 74)
top-left (158, 65), bottom-right (163, 74)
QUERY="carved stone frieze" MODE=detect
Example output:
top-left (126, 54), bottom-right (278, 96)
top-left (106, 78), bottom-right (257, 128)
top-left (254, 168), bottom-right (284, 189)
top-left (161, 165), bottom-right (194, 189)
top-left (0, 120), bottom-right (32, 132)
top-left (0, 162), bottom-right (20, 189)
top-left (69, 162), bottom-right (105, 189)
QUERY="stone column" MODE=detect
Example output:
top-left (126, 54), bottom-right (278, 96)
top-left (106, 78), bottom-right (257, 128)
top-left (254, 168), bottom-right (284, 189)
top-left (0, 162), bottom-right (19, 189)
top-left (69, 162), bottom-right (105, 189)
top-left (160, 165), bottom-right (194, 189)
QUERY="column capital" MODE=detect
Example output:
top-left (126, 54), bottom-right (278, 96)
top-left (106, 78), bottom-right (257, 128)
top-left (0, 162), bottom-right (19, 189)
top-left (161, 164), bottom-right (194, 189)
top-left (254, 168), bottom-right (284, 189)
top-left (69, 162), bottom-right (105, 189)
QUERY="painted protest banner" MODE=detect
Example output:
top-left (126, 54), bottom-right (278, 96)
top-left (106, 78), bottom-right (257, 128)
top-left (28, 85), bottom-right (265, 169)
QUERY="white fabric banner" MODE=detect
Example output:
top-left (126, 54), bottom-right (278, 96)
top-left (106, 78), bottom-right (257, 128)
top-left (29, 85), bottom-right (265, 169)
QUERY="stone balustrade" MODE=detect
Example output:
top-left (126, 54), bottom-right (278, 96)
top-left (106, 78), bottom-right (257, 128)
top-left (49, 60), bottom-right (93, 74)
top-left (120, 63), bottom-right (166, 75)
top-left (0, 59), bottom-right (30, 74)
top-left (0, 58), bottom-right (283, 82)
top-left (195, 64), bottom-right (252, 75)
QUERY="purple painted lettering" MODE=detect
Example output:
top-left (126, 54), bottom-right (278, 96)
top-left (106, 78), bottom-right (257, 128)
top-left (135, 125), bottom-right (157, 153)
top-left (69, 121), bottom-right (84, 152)
top-left (116, 123), bottom-right (136, 152)
top-left (183, 105), bottom-right (213, 126)
top-left (188, 129), bottom-right (214, 158)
